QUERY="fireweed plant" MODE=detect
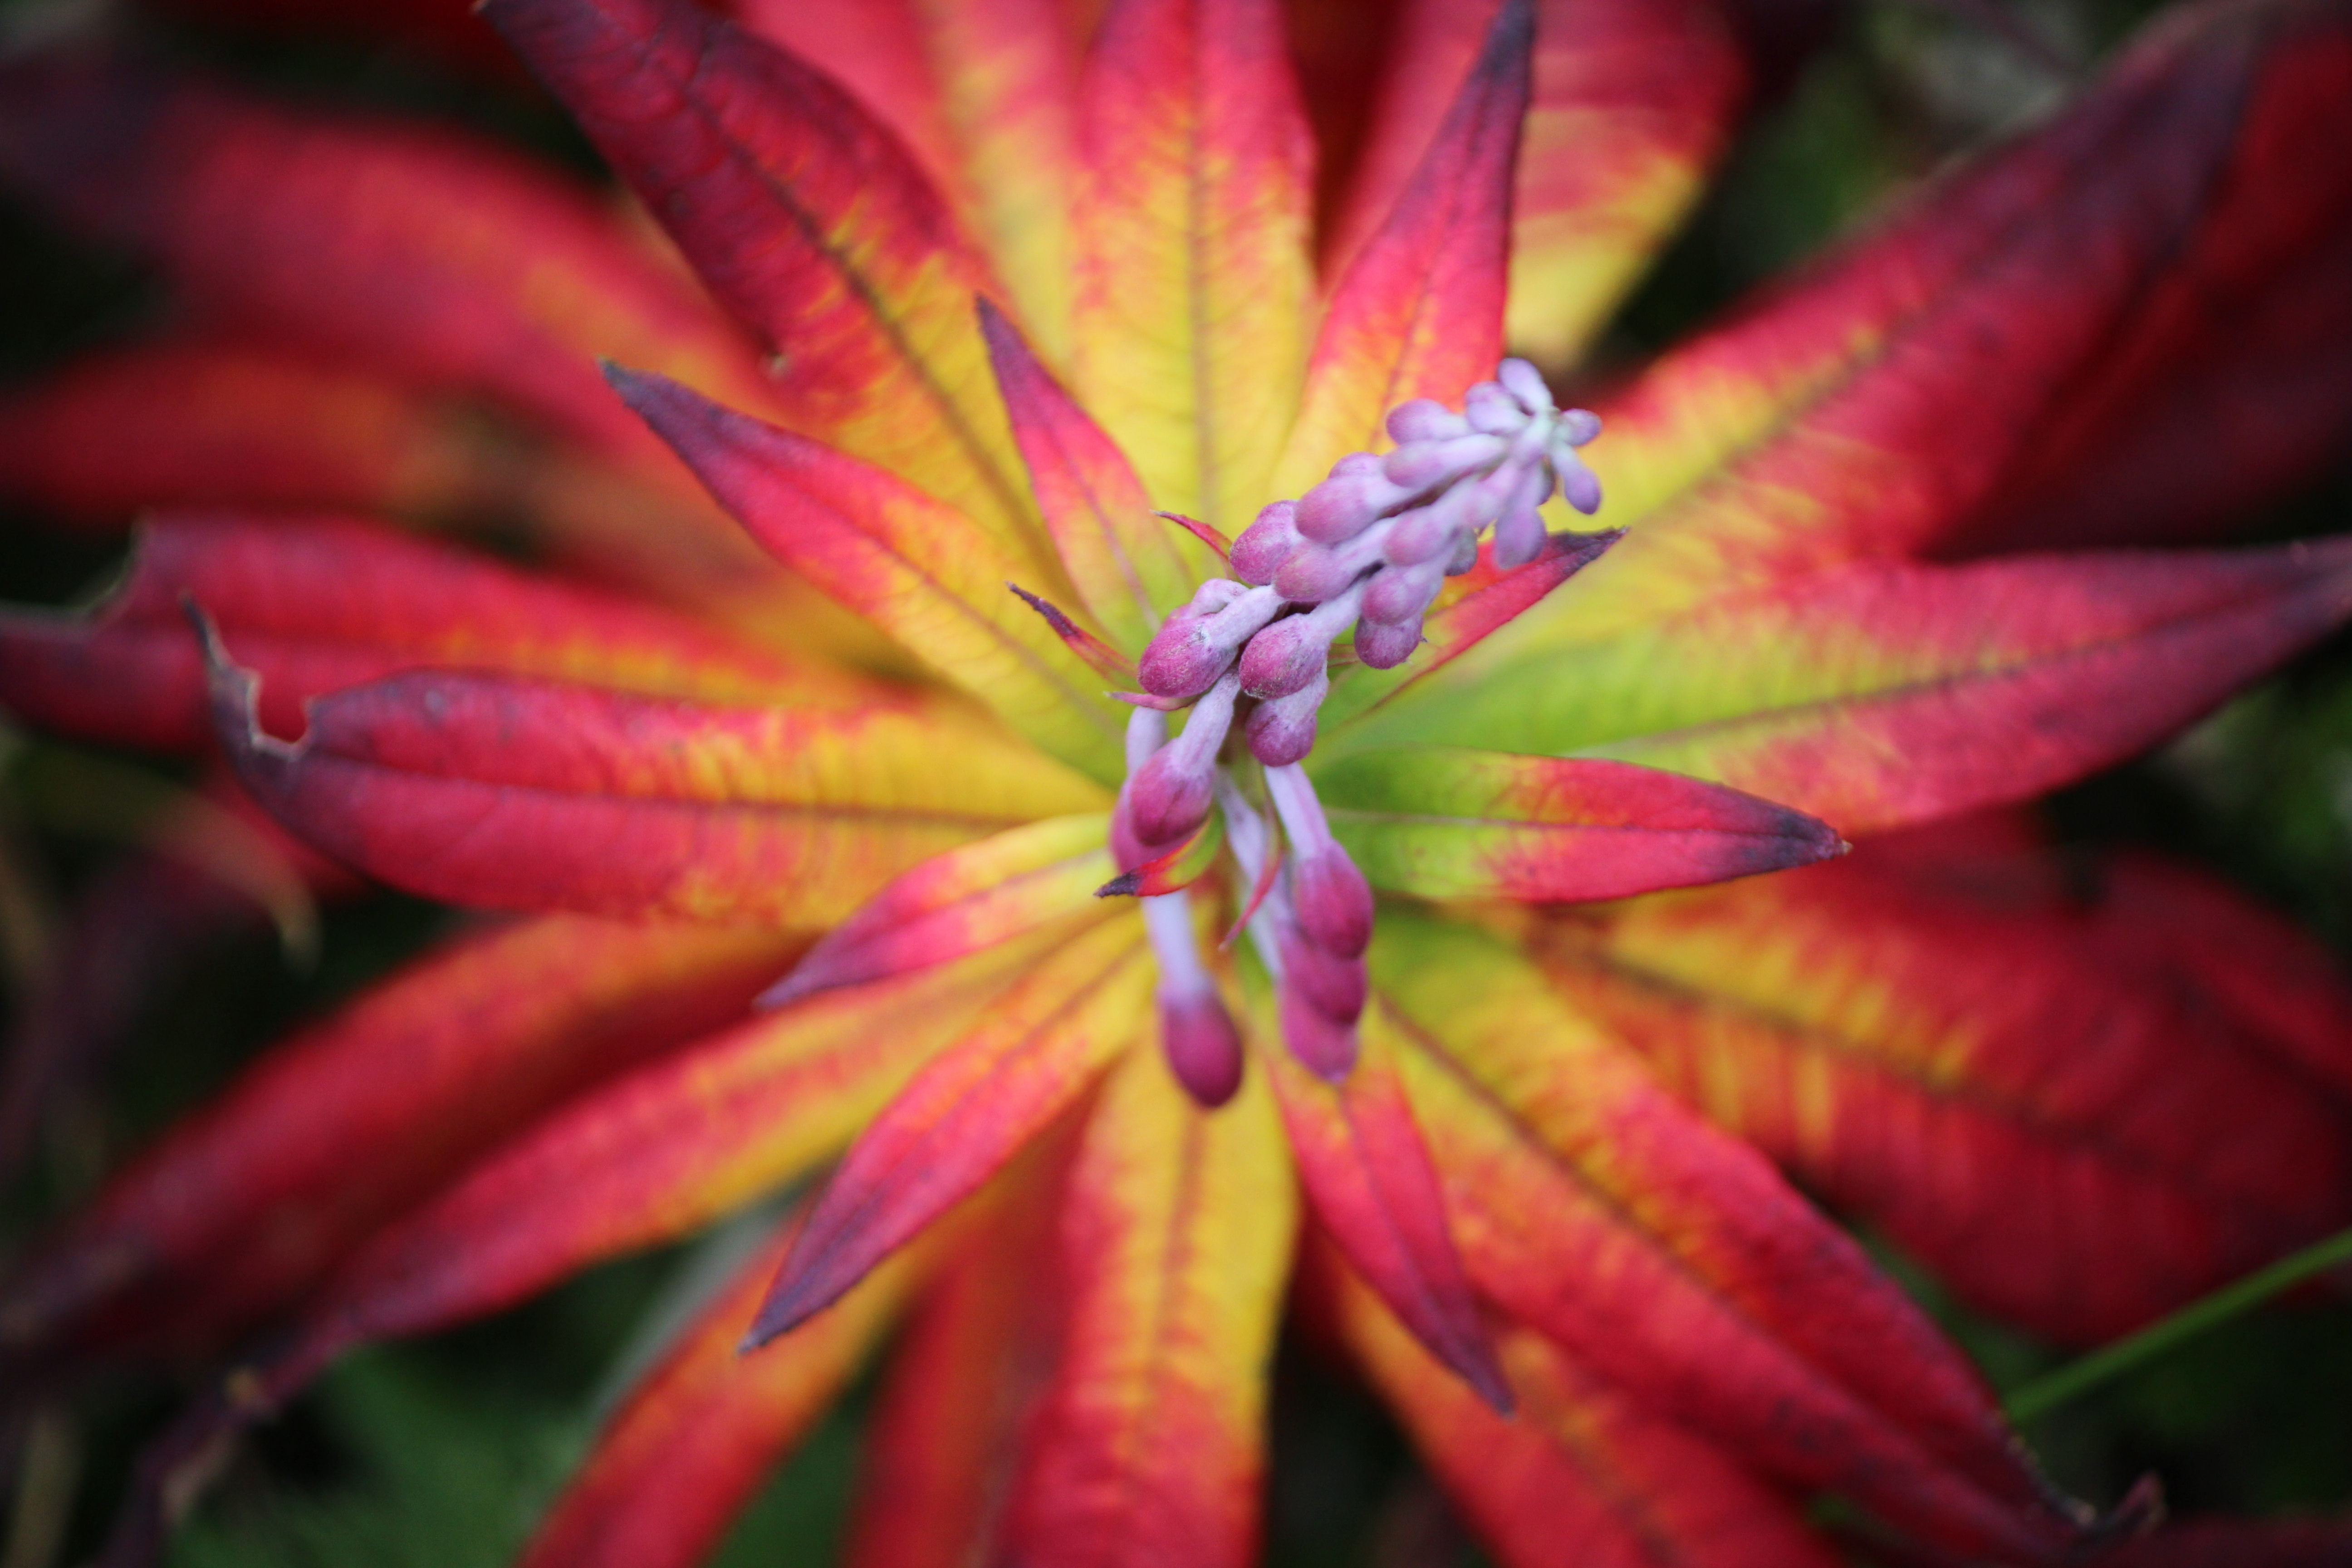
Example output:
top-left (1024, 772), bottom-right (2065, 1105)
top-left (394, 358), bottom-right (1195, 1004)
top-left (3, 0), bottom-right (2352, 1561)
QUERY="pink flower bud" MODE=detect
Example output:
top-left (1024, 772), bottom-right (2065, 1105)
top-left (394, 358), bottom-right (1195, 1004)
top-left (1558, 408), bottom-right (1602, 446)
top-left (1464, 381), bottom-right (1525, 434)
top-left (1490, 465), bottom-right (1555, 570)
top-left (1137, 583), bottom-right (1279, 699)
top-left (1560, 458), bottom-right (1602, 515)
top-left (1242, 667), bottom-right (1327, 766)
top-left (1498, 358), bottom-right (1553, 414)
top-left (1386, 398), bottom-right (1466, 443)
top-left (1360, 561), bottom-right (1444, 626)
top-left (1279, 926), bottom-right (1366, 1022)
top-left (1272, 525), bottom-right (1387, 603)
top-left (1229, 500), bottom-right (1301, 586)
top-left (1126, 747), bottom-right (1215, 848)
top-left (1279, 983), bottom-right (1358, 1080)
top-left (1292, 844), bottom-right (1374, 958)
top-left (1352, 617), bottom-right (1421, 669)
top-left (1236, 616), bottom-right (1325, 700)
top-left (1382, 433), bottom-right (1505, 492)
top-left (1381, 483), bottom-right (1474, 567)
top-left (1445, 528), bottom-right (1480, 575)
top-left (1296, 467), bottom-right (1410, 544)
top-left (1159, 986), bottom-right (1244, 1107)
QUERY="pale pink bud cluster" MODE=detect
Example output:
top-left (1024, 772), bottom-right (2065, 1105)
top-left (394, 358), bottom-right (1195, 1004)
top-left (1137, 359), bottom-right (1599, 766)
top-left (1104, 363), bottom-right (1603, 1102)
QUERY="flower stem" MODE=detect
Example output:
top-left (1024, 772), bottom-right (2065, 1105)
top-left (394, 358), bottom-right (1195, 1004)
top-left (2002, 1223), bottom-right (2352, 1424)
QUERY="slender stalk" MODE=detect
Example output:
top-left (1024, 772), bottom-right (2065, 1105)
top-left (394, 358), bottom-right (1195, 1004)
top-left (2003, 1223), bottom-right (2352, 1424)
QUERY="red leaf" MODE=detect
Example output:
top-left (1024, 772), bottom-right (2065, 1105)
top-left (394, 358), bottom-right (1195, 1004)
top-left (516, 1213), bottom-right (914, 1568)
top-left (1376, 913), bottom-right (2084, 1559)
top-left (1259, 1001), bottom-right (1511, 1413)
top-left (1271, 0), bottom-right (1531, 498)
top-left (985, 301), bottom-right (1214, 655)
top-left (0, 55), bottom-right (773, 463)
top-left (612, 366), bottom-right (1123, 776)
top-left (1359, 540), bottom-right (2352, 837)
top-left (481, 0), bottom-right (1045, 559)
top-left (1323, 0), bottom-right (1749, 366)
top-left (1574, 0), bottom-right (2352, 614)
top-left (1332, 1257), bottom-right (1840, 1568)
top-left (1313, 749), bottom-right (1844, 903)
top-left (278, 927), bottom-right (1086, 1370)
top-left (1532, 829), bottom-right (2352, 1344)
top-left (0, 343), bottom-right (489, 527)
top-left (997, 1047), bottom-right (1293, 1568)
top-left (203, 622), bottom-right (1102, 924)
top-left (1945, 24), bottom-right (2352, 554)
top-left (763, 815), bottom-right (1112, 1006)
top-left (749, 918), bottom-right (1151, 1342)
top-left (842, 1163), bottom-right (1072, 1568)
top-left (1068, 0), bottom-right (1315, 533)
top-left (0, 914), bottom-right (798, 1366)
top-left (0, 512), bottom-right (875, 755)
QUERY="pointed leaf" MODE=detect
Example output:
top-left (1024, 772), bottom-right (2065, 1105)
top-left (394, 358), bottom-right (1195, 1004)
top-left (999, 1047), bottom-right (1294, 1568)
top-left (517, 1214), bottom-right (914, 1568)
top-left (765, 814), bottom-right (1113, 1006)
top-left (843, 1164), bottom-right (1071, 1568)
top-left (1355, 541), bottom-right (2352, 835)
top-left (984, 302), bottom-right (1216, 654)
top-left (1374, 912), bottom-right (2082, 1557)
top-left (1257, 997), bottom-right (1510, 1412)
top-left (0, 343), bottom-right (492, 526)
top-left (1525, 1), bottom-right (2352, 634)
top-left (0, 914), bottom-right (799, 1364)
top-left (739, 0), bottom-right (1087, 363)
top-left (1313, 749), bottom-right (1842, 903)
top-left (1068, 0), bottom-right (1315, 532)
top-left (206, 635), bottom-right (1102, 925)
top-left (1319, 529), bottom-right (1622, 731)
top-left (0, 54), bottom-right (774, 462)
top-left (1322, 0), bottom-right (1749, 368)
top-left (1529, 834), bottom-right (2352, 1345)
top-left (751, 917), bottom-right (1152, 1341)
top-left (1270, 0), bottom-right (1531, 500)
top-left (290, 926), bottom-right (1084, 1360)
top-left (1332, 1260), bottom-right (1839, 1568)
top-left (482, 0), bottom-right (1046, 559)
top-left (1, 511), bottom-right (881, 755)
top-left (612, 367), bottom-right (1123, 777)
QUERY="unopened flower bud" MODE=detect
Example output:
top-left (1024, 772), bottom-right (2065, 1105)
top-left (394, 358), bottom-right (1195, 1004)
top-left (1242, 666), bottom-right (1328, 765)
top-left (1272, 528), bottom-right (1384, 604)
top-left (1229, 500), bottom-right (1303, 586)
top-left (1361, 560), bottom-right (1444, 626)
top-left (1280, 926), bottom-right (1367, 1021)
top-left (1352, 617), bottom-right (1421, 669)
top-left (1237, 584), bottom-right (1364, 700)
top-left (1386, 398), bottom-right (1468, 443)
top-left (1126, 669), bottom-right (1240, 843)
top-left (1463, 380), bottom-right (1525, 434)
top-left (1497, 357), bottom-right (1552, 414)
top-left (1137, 582), bottom-right (1279, 699)
top-left (1560, 458), bottom-right (1602, 515)
top-left (1558, 408), bottom-right (1602, 446)
top-left (1446, 529), bottom-right (1480, 575)
top-left (1159, 985), bottom-right (1244, 1107)
top-left (1279, 983), bottom-right (1358, 1080)
top-left (1296, 462), bottom-right (1412, 544)
top-left (1292, 844), bottom-right (1374, 958)
top-left (1383, 433), bottom-right (1506, 492)
top-left (1490, 464), bottom-right (1555, 569)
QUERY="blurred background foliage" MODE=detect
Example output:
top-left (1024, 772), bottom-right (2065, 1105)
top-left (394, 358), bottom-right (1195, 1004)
top-left (0, 0), bottom-right (2347, 1562)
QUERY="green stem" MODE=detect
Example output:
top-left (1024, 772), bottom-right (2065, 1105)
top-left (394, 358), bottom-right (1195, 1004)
top-left (2003, 1223), bottom-right (2352, 1425)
